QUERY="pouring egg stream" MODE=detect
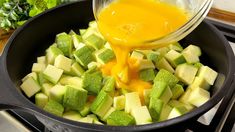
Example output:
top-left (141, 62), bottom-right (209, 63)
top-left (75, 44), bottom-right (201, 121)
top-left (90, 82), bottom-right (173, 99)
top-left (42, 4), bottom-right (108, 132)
top-left (98, 0), bottom-right (188, 100)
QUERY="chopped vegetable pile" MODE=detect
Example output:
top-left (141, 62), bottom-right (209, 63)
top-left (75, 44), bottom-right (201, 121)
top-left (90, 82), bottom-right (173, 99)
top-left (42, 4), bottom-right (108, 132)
top-left (20, 21), bottom-right (218, 125)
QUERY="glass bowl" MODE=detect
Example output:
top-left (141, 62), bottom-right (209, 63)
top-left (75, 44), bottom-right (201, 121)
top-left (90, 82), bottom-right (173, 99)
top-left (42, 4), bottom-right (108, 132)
top-left (93, 0), bottom-right (214, 48)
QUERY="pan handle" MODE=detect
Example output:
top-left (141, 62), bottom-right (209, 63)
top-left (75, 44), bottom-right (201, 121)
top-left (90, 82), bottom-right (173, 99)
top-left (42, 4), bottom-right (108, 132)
top-left (0, 55), bottom-right (35, 111)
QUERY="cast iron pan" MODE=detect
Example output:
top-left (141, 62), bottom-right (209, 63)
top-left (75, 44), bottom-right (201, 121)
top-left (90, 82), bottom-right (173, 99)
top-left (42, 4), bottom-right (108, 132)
top-left (0, 0), bottom-right (234, 131)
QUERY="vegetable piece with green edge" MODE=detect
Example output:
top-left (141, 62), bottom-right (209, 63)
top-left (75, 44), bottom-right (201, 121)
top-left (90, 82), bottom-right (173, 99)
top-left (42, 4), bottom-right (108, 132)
top-left (125, 92), bottom-right (141, 113)
top-left (82, 71), bottom-right (103, 95)
top-left (71, 62), bottom-right (85, 76)
top-left (154, 69), bottom-right (179, 88)
top-left (46, 46), bottom-right (64, 64)
top-left (171, 84), bottom-right (184, 99)
top-left (37, 56), bottom-right (46, 64)
top-left (66, 77), bottom-right (83, 89)
top-left (155, 57), bottom-right (174, 73)
top-left (175, 63), bottom-right (198, 85)
top-left (168, 100), bottom-right (195, 111)
top-left (63, 111), bottom-right (82, 121)
top-left (168, 42), bottom-right (183, 52)
top-left (149, 98), bottom-right (164, 121)
top-left (194, 62), bottom-right (204, 69)
top-left (32, 63), bottom-right (46, 73)
top-left (43, 65), bottom-right (63, 84)
top-left (158, 104), bottom-right (172, 121)
top-left (54, 55), bottom-right (72, 73)
top-left (165, 50), bottom-right (186, 68)
top-left (146, 51), bottom-right (160, 63)
top-left (35, 93), bottom-right (48, 108)
top-left (73, 44), bottom-right (94, 67)
top-left (45, 0), bottom-right (57, 9)
top-left (130, 51), bottom-right (144, 60)
top-left (150, 81), bottom-right (172, 105)
top-left (44, 100), bottom-right (64, 116)
top-left (182, 45), bottom-right (201, 64)
top-left (156, 47), bottom-right (170, 56)
top-left (95, 48), bottom-right (115, 64)
top-left (22, 72), bottom-right (38, 82)
top-left (20, 77), bottom-right (41, 98)
top-left (188, 87), bottom-right (210, 107)
top-left (79, 103), bottom-right (91, 116)
top-left (131, 106), bottom-right (152, 125)
top-left (197, 66), bottom-right (218, 85)
top-left (38, 72), bottom-right (47, 86)
top-left (78, 116), bottom-right (93, 123)
top-left (56, 32), bottom-right (73, 57)
top-left (90, 90), bottom-right (113, 118)
top-left (167, 106), bottom-right (188, 119)
top-left (113, 95), bottom-right (125, 110)
top-left (143, 89), bottom-right (151, 106)
top-left (63, 85), bottom-right (88, 111)
top-left (139, 68), bottom-right (155, 82)
top-left (138, 59), bottom-right (155, 71)
top-left (102, 76), bottom-right (115, 93)
top-left (101, 107), bottom-right (116, 121)
top-left (49, 85), bottom-right (67, 103)
top-left (84, 34), bottom-right (106, 50)
top-left (79, 29), bottom-right (86, 35)
top-left (107, 111), bottom-right (135, 126)
top-left (189, 77), bottom-right (210, 91)
top-left (179, 88), bottom-right (193, 104)
top-left (42, 83), bottom-right (53, 96)
top-left (71, 34), bottom-right (82, 49)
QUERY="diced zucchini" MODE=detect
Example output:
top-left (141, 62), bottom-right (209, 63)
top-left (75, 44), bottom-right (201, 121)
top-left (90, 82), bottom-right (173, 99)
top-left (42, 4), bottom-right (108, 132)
top-left (22, 72), bottom-right (38, 82)
top-left (149, 98), bottom-right (164, 121)
top-left (182, 45), bottom-right (201, 64)
top-left (79, 103), bottom-right (91, 116)
top-left (167, 106), bottom-right (188, 119)
top-left (95, 48), bottom-right (115, 64)
top-left (49, 85), bottom-right (67, 103)
top-left (32, 63), bottom-right (46, 73)
top-left (194, 62), bottom-right (204, 69)
top-left (102, 107), bottom-right (116, 121)
top-left (113, 95), bottom-right (125, 110)
top-left (171, 84), bottom-right (184, 99)
top-left (175, 63), bottom-right (198, 85)
top-left (42, 83), bottom-right (53, 96)
top-left (168, 100), bottom-right (195, 111)
top-left (79, 29), bottom-right (86, 35)
top-left (78, 116), bottom-right (94, 123)
top-left (188, 87), bottom-right (210, 107)
top-left (156, 47), bottom-right (170, 56)
top-left (82, 71), bottom-right (103, 95)
top-left (165, 50), bottom-right (186, 68)
top-left (125, 92), bottom-right (141, 113)
top-left (46, 46), bottom-right (64, 65)
top-left (63, 111), bottom-right (82, 121)
top-left (38, 72), bottom-right (47, 86)
top-left (43, 65), bottom-right (63, 84)
top-left (185, 45), bottom-right (201, 56)
top-left (143, 89), bottom-right (151, 106)
top-left (44, 100), bottom-right (64, 116)
top-left (107, 111), bottom-right (135, 126)
top-left (73, 45), bottom-right (94, 67)
top-left (102, 76), bottom-right (115, 93)
top-left (131, 106), bottom-right (152, 125)
top-left (130, 51), bottom-right (144, 60)
top-left (54, 55), bottom-right (72, 73)
top-left (179, 88), bottom-right (193, 104)
top-left (56, 32), bottom-right (73, 57)
top-left (137, 59), bottom-right (155, 71)
top-left (63, 85), bottom-right (88, 111)
top-left (90, 90), bottom-right (113, 118)
top-left (189, 77), bottom-right (210, 90)
top-left (71, 34), bottom-right (82, 49)
top-left (146, 51), bottom-right (160, 63)
top-left (154, 69), bottom-right (179, 88)
top-left (37, 56), bottom-right (46, 64)
top-left (151, 81), bottom-right (172, 105)
top-left (84, 34), bottom-right (105, 50)
top-left (168, 42), bottom-right (183, 52)
top-left (155, 57), bottom-right (174, 73)
top-left (197, 66), bottom-right (218, 85)
top-left (35, 93), bottom-right (48, 108)
top-left (158, 104), bottom-right (172, 121)
top-left (60, 76), bottom-right (83, 89)
top-left (139, 68), bottom-right (155, 82)
top-left (20, 77), bottom-right (41, 98)
top-left (71, 62), bottom-right (85, 77)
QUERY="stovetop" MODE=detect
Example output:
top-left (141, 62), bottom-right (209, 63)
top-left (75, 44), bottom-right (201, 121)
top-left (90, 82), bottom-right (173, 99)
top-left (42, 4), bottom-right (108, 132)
top-left (1, 18), bottom-right (235, 132)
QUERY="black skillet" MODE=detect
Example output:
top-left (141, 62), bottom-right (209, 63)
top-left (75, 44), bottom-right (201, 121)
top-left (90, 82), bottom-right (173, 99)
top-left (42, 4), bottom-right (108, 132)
top-left (0, 0), bottom-right (234, 131)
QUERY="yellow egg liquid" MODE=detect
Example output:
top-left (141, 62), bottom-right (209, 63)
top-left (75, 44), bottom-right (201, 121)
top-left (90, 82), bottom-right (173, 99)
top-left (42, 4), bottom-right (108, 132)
top-left (98, 0), bottom-right (188, 98)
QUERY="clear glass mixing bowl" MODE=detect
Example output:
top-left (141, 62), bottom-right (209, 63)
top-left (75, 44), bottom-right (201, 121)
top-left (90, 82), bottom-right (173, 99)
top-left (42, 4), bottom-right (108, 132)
top-left (93, 0), bottom-right (214, 48)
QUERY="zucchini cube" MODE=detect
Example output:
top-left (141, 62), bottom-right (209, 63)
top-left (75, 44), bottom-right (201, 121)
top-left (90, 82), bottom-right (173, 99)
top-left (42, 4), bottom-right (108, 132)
top-left (73, 45), bottom-right (94, 67)
top-left (168, 100), bottom-right (195, 111)
top-left (189, 77), bottom-right (210, 90)
top-left (42, 83), bottom-right (53, 96)
top-left (146, 51), bottom-right (160, 63)
top-left (165, 50), bottom-right (186, 68)
top-left (63, 85), bottom-right (88, 111)
top-left (131, 106), bottom-right (152, 125)
top-left (49, 85), bottom-right (67, 103)
top-left (171, 84), bottom-right (184, 99)
top-left (71, 34), bottom-right (82, 49)
top-left (95, 48), bottom-right (115, 64)
top-left (182, 45), bottom-right (201, 64)
top-left (151, 81), bottom-right (172, 105)
top-left (46, 46), bottom-right (64, 65)
top-left (158, 104), bottom-right (172, 121)
top-left (154, 69), bottom-right (179, 88)
top-left (107, 111), bottom-right (135, 126)
top-left (79, 102), bottom-right (91, 116)
top-left (54, 55), bottom-right (72, 73)
top-left (167, 106), bottom-right (188, 119)
top-left (44, 100), bottom-right (64, 116)
top-left (137, 59), bottom-right (155, 71)
top-left (32, 63), bottom-right (46, 73)
top-left (188, 87), bottom-right (210, 107)
top-left (56, 32), bottom-right (73, 57)
top-left (20, 77), bottom-right (41, 98)
top-left (143, 89), bottom-right (151, 106)
top-left (149, 98), bottom-right (164, 121)
top-left (35, 93), bottom-right (48, 108)
top-left (71, 62), bottom-right (85, 77)
top-left (113, 95), bottom-right (125, 110)
top-left (102, 107), bottom-right (116, 121)
top-left (43, 65), bottom-right (63, 84)
top-left (155, 57), bottom-right (174, 73)
top-left (168, 42), bottom-right (183, 52)
top-left (139, 68), bottom-right (155, 82)
top-left (125, 92), bottom-right (141, 113)
top-left (175, 63), bottom-right (198, 85)
top-left (197, 66), bottom-right (218, 85)
top-left (130, 51), bottom-right (144, 60)
top-left (37, 56), bottom-right (46, 64)
top-left (82, 71), bottom-right (103, 95)
top-left (84, 34), bottom-right (106, 50)
top-left (102, 76), bottom-right (115, 93)
top-left (63, 111), bottom-right (82, 121)
top-left (90, 91), bottom-right (113, 118)
top-left (22, 72), bottom-right (38, 82)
